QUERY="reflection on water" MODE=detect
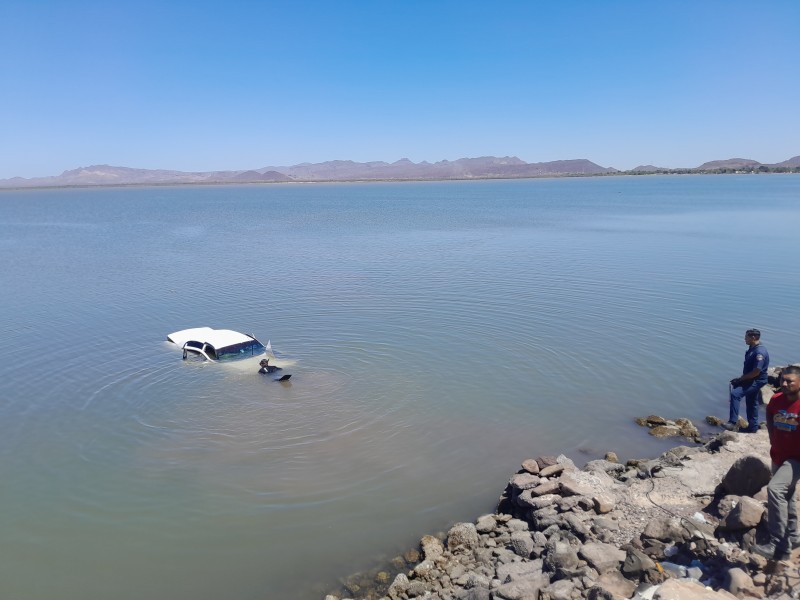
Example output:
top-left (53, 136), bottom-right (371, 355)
top-left (1, 176), bottom-right (799, 600)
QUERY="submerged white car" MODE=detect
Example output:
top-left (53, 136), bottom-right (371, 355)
top-left (167, 327), bottom-right (268, 362)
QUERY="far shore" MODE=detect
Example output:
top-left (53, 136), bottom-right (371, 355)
top-left (1, 170), bottom-right (798, 193)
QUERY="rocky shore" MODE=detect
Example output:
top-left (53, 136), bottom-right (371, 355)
top-left (324, 392), bottom-right (799, 599)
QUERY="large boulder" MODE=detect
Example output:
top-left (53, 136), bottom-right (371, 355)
top-left (720, 455), bottom-right (771, 497)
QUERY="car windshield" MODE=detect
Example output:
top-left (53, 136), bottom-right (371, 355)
top-left (216, 340), bottom-right (266, 361)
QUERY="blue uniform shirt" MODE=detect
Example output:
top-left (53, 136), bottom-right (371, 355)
top-left (743, 343), bottom-right (769, 386)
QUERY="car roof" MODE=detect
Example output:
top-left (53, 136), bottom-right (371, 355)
top-left (167, 327), bottom-right (256, 349)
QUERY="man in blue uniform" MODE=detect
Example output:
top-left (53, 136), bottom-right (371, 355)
top-left (723, 329), bottom-right (769, 432)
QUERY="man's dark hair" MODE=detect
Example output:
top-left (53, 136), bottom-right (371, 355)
top-left (782, 365), bottom-right (800, 377)
top-left (746, 329), bottom-right (761, 339)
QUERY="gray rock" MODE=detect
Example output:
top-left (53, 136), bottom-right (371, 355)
top-left (530, 507), bottom-right (559, 530)
top-left (421, 534), bottom-right (445, 560)
top-left (592, 516), bottom-right (620, 532)
top-left (405, 580), bottom-right (430, 597)
top-left (586, 586), bottom-right (614, 600)
top-left (514, 489), bottom-right (538, 509)
top-left (510, 531), bottom-right (535, 558)
top-left (653, 578), bottom-right (739, 598)
top-left (540, 463), bottom-right (565, 478)
top-left (556, 495), bottom-right (581, 511)
top-left (578, 542), bottom-right (626, 574)
top-left (510, 472), bottom-right (542, 491)
top-left (449, 563), bottom-right (467, 581)
top-left (541, 523), bottom-right (561, 538)
top-left (413, 559), bottom-right (436, 580)
top-left (475, 514), bottom-right (497, 534)
top-left (594, 570), bottom-right (637, 599)
top-left (496, 560), bottom-right (543, 583)
top-left (543, 541), bottom-right (579, 572)
top-left (532, 480), bottom-right (561, 496)
top-left (555, 454), bottom-right (577, 470)
top-left (715, 495), bottom-right (740, 520)
top-left (649, 425), bottom-right (682, 438)
top-left (621, 546), bottom-right (655, 580)
top-left (593, 494), bottom-right (616, 514)
top-left (536, 456), bottom-right (559, 469)
top-left (462, 573), bottom-right (490, 589)
top-left (532, 531), bottom-right (548, 546)
top-left (388, 573), bottom-right (409, 595)
top-left (521, 459), bottom-right (540, 475)
top-left (559, 472), bottom-right (593, 496)
top-left (492, 547), bottom-right (519, 565)
top-left (642, 516), bottom-right (689, 543)
top-left (586, 459), bottom-right (626, 475)
top-left (455, 587), bottom-right (490, 600)
top-left (543, 578), bottom-right (576, 600)
top-left (673, 418), bottom-right (699, 436)
top-left (492, 574), bottom-right (551, 600)
top-left (720, 455), bottom-right (771, 497)
top-left (506, 518), bottom-right (530, 532)
top-left (562, 513), bottom-right (590, 541)
top-left (448, 523), bottom-right (480, 553)
top-left (719, 496), bottom-right (765, 530)
top-left (640, 415), bottom-right (668, 426)
top-left (722, 567), bottom-right (757, 597)
top-left (524, 493), bottom-right (560, 510)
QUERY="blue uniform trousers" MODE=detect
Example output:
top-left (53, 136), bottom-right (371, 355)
top-left (729, 382), bottom-right (762, 431)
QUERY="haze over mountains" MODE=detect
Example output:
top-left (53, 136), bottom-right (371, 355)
top-left (1, 154), bottom-right (799, 188)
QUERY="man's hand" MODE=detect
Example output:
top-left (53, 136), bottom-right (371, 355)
top-left (730, 378), bottom-right (741, 386)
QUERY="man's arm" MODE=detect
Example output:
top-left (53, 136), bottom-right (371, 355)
top-left (732, 367), bottom-right (761, 385)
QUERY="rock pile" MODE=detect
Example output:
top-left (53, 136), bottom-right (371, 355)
top-left (325, 424), bottom-right (799, 600)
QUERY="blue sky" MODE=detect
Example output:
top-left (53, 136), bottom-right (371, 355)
top-left (1, 1), bottom-right (798, 178)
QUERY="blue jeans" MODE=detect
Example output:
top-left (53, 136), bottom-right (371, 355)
top-left (729, 382), bottom-right (762, 430)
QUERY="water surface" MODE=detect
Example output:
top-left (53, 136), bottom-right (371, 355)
top-left (1, 175), bottom-right (798, 599)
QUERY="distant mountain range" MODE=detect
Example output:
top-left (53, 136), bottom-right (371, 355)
top-left (632, 156), bottom-right (800, 173)
top-left (1, 155), bottom-right (798, 188)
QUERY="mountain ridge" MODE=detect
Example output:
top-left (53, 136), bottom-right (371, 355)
top-left (1, 155), bottom-right (798, 188)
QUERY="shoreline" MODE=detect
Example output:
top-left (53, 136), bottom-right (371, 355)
top-left (323, 416), bottom-right (798, 600)
top-left (1, 171), bottom-right (798, 193)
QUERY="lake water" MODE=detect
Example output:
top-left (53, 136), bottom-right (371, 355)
top-left (1, 175), bottom-right (798, 600)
